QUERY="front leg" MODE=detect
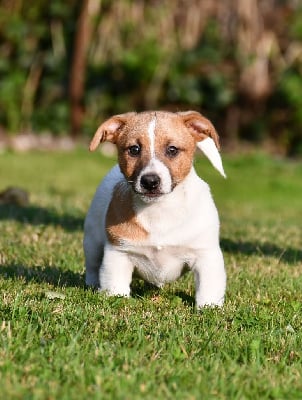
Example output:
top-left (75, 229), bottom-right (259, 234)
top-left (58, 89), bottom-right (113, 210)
top-left (193, 247), bottom-right (226, 308)
top-left (99, 243), bottom-right (134, 297)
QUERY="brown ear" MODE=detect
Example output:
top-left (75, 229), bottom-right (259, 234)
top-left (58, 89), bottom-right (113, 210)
top-left (178, 111), bottom-right (220, 150)
top-left (89, 112), bottom-right (136, 152)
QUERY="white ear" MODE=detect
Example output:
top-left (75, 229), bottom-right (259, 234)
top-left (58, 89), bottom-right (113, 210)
top-left (197, 137), bottom-right (226, 178)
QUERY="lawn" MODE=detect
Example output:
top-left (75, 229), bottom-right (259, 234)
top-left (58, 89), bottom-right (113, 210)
top-left (0, 148), bottom-right (302, 399)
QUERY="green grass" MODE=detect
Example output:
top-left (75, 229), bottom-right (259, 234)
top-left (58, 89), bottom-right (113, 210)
top-left (1, 149), bottom-right (302, 399)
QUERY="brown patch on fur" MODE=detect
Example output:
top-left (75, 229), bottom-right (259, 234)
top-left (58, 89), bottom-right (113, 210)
top-left (90, 110), bottom-right (221, 190)
top-left (112, 111), bottom-right (196, 187)
top-left (117, 134), bottom-right (151, 182)
top-left (114, 113), bottom-right (156, 181)
top-left (177, 111), bottom-right (220, 149)
top-left (153, 112), bottom-right (196, 186)
top-left (89, 112), bottom-right (137, 151)
top-left (106, 182), bottom-right (148, 245)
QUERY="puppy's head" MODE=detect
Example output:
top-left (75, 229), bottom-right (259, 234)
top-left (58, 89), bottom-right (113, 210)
top-left (89, 111), bottom-right (225, 202)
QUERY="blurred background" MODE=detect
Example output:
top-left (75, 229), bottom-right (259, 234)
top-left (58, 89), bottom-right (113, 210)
top-left (0, 0), bottom-right (302, 156)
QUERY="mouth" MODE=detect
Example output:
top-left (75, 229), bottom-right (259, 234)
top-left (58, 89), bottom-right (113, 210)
top-left (130, 183), bottom-right (167, 201)
top-left (143, 192), bottom-right (162, 198)
top-left (134, 189), bottom-right (164, 200)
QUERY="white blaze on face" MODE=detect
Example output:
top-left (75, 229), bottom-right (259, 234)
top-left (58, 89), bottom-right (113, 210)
top-left (135, 115), bottom-right (172, 200)
top-left (147, 117), bottom-right (156, 159)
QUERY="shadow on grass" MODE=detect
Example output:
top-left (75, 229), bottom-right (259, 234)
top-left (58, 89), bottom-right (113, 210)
top-left (0, 204), bottom-right (84, 231)
top-left (1, 206), bottom-right (301, 264)
top-left (0, 263), bottom-right (196, 306)
top-left (174, 291), bottom-right (195, 307)
top-left (131, 279), bottom-right (195, 307)
top-left (131, 280), bottom-right (162, 298)
top-left (0, 263), bottom-right (85, 288)
top-left (221, 238), bottom-right (302, 264)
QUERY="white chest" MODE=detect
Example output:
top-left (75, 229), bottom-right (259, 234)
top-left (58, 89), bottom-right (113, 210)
top-left (123, 244), bottom-right (196, 287)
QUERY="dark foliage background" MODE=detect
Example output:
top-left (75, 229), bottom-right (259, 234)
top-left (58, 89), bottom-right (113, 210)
top-left (0, 0), bottom-right (302, 155)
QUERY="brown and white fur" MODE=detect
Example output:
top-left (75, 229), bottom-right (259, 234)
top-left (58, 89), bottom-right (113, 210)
top-left (83, 111), bottom-right (226, 307)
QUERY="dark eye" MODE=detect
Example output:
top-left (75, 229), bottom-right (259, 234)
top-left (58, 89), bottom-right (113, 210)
top-left (128, 145), bottom-right (141, 157)
top-left (166, 145), bottom-right (179, 158)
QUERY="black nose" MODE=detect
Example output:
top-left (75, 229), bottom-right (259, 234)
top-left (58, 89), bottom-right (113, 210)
top-left (140, 174), bottom-right (161, 191)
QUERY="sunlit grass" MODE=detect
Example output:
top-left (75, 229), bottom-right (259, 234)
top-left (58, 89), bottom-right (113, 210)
top-left (1, 149), bottom-right (302, 399)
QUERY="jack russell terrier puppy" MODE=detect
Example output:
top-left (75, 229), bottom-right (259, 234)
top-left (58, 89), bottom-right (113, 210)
top-left (84, 110), bottom-right (226, 307)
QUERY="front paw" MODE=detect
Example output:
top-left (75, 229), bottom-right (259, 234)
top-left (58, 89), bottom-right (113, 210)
top-left (98, 286), bottom-right (130, 297)
top-left (196, 296), bottom-right (224, 308)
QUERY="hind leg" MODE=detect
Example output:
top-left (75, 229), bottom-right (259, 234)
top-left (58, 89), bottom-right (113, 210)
top-left (84, 236), bottom-right (104, 288)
